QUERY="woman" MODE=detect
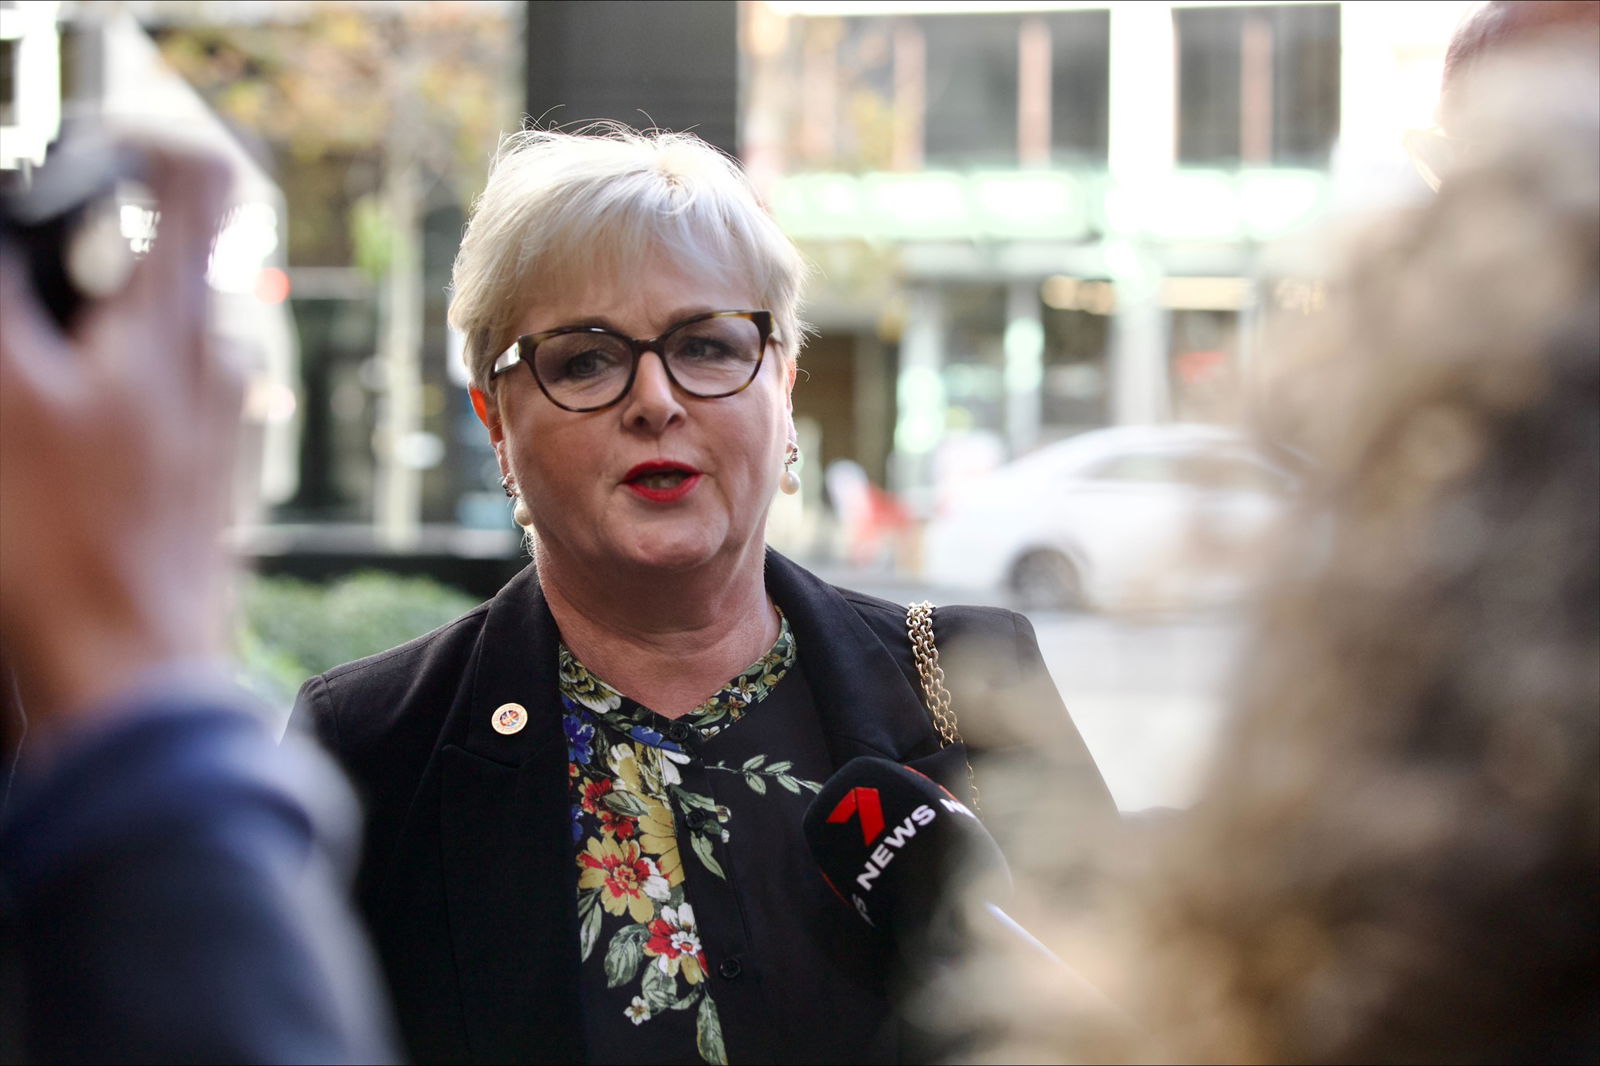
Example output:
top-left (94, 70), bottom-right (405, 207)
top-left (293, 125), bottom-right (1115, 1066)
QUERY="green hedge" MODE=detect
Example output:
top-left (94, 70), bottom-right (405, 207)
top-left (237, 570), bottom-right (479, 712)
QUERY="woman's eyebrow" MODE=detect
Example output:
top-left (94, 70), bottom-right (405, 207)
top-left (547, 308), bottom-right (720, 335)
top-left (535, 315), bottom-right (615, 332)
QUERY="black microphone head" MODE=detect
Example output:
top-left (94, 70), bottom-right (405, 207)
top-left (803, 756), bottom-right (1010, 949)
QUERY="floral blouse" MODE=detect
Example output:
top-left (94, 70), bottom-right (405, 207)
top-left (561, 612), bottom-right (899, 1065)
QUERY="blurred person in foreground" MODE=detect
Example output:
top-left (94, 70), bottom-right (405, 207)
top-left (0, 138), bottom-right (399, 1064)
top-left (945, 39), bottom-right (1600, 1066)
top-left (1407, 0), bottom-right (1599, 191)
top-left (288, 123), bottom-right (1117, 1065)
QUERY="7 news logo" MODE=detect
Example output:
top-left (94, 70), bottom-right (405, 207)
top-left (823, 785), bottom-right (973, 925)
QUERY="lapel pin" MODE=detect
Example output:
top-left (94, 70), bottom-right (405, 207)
top-left (492, 702), bottom-right (528, 735)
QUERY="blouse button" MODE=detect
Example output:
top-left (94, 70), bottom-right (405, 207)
top-left (683, 808), bottom-right (709, 830)
top-left (665, 721), bottom-right (692, 743)
top-left (718, 957), bottom-right (743, 980)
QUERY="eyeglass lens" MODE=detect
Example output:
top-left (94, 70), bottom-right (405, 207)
top-left (533, 315), bottom-right (764, 408)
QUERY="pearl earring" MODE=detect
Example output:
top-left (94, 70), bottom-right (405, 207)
top-left (780, 444), bottom-right (802, 496)
top-left (502, 473), bottom-right (533, 526)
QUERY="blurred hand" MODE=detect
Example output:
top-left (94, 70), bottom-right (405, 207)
top-left (0, 139), bottom-right (241, 733)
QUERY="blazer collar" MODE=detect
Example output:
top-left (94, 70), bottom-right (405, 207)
top-left (763, 549), bottom-right (936, 766)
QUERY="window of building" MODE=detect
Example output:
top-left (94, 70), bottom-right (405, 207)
top-left (1168, 308), bottom-right (1241, 423)
top-left (755, 9), bottom-right (1111, 173)
top-left (1046, 9), bottom-right (1110, 166)
top-left (940, 282), bottom-right (1008, 433)
top-left (1176, 3), bottom-right (1341, 167)
top-left (918, 12), bottom-right (1020, 166)
top-left (1041, 294), bottom-right (1111, 435)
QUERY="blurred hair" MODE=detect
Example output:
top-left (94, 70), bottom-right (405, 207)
top-left (959, 43), bottom-right (1599, 1066)
top-left (1440, 1), bottom-right (1599, 133)
top-left (448, 122), bottom-right (811, 392)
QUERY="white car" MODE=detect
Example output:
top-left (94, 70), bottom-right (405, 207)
top-left (920, 424), bottom-right (1298, 613)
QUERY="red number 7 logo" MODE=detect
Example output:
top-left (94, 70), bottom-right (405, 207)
top-left (825, 786), bottom-right (885, 846)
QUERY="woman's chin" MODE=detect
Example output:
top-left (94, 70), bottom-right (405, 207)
top-left (603, 530), bottom-right (744, 578)
top-left (537, 511), bottom-right (763, 582)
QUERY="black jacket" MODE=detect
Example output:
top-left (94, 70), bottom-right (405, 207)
top-left (293, 550), bottom-right (1114, 1064)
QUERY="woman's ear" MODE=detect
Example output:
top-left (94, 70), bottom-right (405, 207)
top-left (470, 387), bottom-right (505, 445)
top-left (472, 387), bottom-right (515, 485)
top-left (784, 359), bottom-right (798, 412)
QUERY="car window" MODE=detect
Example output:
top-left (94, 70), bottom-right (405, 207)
top-left (1082, 453), bottom-right (1185, 483)
top-left (1173, 453), bottom-right (1293, 493)
top-left (1082, 448), bottom-right (1293, 492)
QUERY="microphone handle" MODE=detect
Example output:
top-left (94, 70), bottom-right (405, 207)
top-left (976, 903), bottom-right (1130, 1022)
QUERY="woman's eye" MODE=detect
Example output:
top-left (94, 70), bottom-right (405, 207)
top-left (676, 338), bottom-right (735, 362)
top-left (559, 349), bottom-right (616, 379)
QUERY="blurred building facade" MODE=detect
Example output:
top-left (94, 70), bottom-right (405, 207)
top-left (741, 0), bottom-right (1470, 515)
top-left (3, 1), bottom-right (1473, 586)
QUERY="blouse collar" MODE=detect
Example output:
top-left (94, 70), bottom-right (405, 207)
top-left (557, 608), bottom-right (796, 745)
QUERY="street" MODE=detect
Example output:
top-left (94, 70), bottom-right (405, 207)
top-left (810, 563), bottom-right (1249, 813)
top-left (1028, 607), bottom-right (1245, 813)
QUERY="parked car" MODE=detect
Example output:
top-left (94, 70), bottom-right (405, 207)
top-left (921, 424), bottom-right (1299, 613)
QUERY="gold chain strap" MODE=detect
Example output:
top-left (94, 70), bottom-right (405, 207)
top-left (906, 601), bottom-right (981, 812)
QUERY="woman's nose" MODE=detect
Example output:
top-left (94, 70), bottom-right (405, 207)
top-left (619, 350), bottom-right (685, 432)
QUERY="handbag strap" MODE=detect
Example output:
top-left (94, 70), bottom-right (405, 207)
top-left (906, 601), bottom-right (981, 812)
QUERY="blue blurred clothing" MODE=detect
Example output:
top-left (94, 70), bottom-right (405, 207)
top-left (0, 671), bottom-right (401, 1064)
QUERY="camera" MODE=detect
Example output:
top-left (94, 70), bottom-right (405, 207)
top-left (0, 135), bottom-right (147, 329)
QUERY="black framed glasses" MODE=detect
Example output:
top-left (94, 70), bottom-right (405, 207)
top-left (490, 309), bottom-right (774, 412)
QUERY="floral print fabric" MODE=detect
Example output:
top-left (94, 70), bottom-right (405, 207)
top-left (562, 611), bottom-right (819, 1065)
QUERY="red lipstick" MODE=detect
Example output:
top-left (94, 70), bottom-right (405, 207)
top-left (623, 461), bottom-right (702, 503)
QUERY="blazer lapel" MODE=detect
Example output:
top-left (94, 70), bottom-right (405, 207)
top-left (765, 550), bottom-right (943, 768)
top-left (439, 564), bottom-right (586, 1064)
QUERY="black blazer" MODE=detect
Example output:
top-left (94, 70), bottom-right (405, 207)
top-left (293, 550), bottom-right (1115, 1065)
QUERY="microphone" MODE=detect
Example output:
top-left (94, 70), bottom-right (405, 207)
top-left (809, 756), bottom-right (1132, 973)
top-left (804, 757), bottom-right (1129, 1042)
top-left (802, 755), bottom-right (1017, 959)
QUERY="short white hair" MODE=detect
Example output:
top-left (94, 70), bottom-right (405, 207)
top-left (449, 123), bottom-right (811, 392)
